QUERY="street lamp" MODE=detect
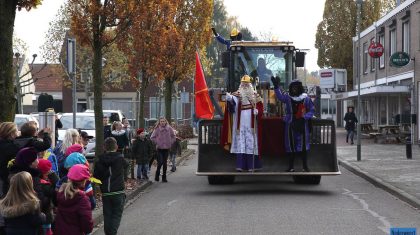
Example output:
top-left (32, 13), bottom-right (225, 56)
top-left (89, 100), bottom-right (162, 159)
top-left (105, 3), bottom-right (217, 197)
top-left (15, 52), bottom-right (22, 114)
top-left (356, 0), bottom-right (363, 161)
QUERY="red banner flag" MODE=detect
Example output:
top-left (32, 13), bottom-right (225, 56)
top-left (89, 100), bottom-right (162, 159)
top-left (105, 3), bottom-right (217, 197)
top-left (194, 52), bottom-right (214, 119)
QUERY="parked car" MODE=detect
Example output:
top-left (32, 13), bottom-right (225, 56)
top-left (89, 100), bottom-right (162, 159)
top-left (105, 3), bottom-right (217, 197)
top-left (14, 114), bottom-right (39, 130)
top-left (58, 113), bottom-right (96, 160)
top-left (84, 109), bottom-right (126, 123)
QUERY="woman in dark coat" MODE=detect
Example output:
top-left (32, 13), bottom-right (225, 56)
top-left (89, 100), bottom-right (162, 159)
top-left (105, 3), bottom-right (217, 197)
top-left (344, 106), bottom-right (358, 145)
top-left (0, 122), bottom-right (19, 196)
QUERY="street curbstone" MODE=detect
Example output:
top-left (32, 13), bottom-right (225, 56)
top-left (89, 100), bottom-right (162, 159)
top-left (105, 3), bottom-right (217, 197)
top-left (338, 159), bottom-right (420, 210)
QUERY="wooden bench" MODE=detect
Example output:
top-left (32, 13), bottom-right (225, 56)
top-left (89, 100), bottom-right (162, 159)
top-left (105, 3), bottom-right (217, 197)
top-left (369, 132), bottom-right (383, 143)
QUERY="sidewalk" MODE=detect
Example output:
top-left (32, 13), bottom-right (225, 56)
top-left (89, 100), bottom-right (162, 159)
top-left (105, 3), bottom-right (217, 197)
top-left (336, 128), bottom-right (420, 209)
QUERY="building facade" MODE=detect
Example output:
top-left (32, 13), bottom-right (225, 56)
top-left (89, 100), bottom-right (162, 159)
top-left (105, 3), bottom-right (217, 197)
top-left (335, 0), bottom-right (419, 143)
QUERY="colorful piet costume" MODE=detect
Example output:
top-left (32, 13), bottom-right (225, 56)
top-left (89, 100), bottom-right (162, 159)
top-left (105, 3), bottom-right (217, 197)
top-left (272, 77), bottom-right (315, 172)
top-left (221, 75), bottom-right (263, 171)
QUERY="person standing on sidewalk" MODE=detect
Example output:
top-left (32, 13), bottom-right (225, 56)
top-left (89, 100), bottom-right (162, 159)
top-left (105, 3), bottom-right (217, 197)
top-left (131, 128), bottom-right (151, 181)
top-left (150, 117), bottom-right (176, 183)
top-left (93, 137), bottom-right (128, 235)
top-left (344, 106), bottom-right (358, 145)
top-left (169, 123), bottom-right (181, 172)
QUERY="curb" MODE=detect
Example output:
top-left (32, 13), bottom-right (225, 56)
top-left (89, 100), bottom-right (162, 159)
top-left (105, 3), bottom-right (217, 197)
top-left (92, 147), bottom-right (196, 227)
top-left (338, 159), bottom-right (420, 210)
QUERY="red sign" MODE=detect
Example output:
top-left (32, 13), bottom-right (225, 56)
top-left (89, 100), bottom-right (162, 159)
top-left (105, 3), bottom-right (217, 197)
top-left (368, 42), bottom-right (384, 58)
top-left (320, 72), bottom-right (333, 77)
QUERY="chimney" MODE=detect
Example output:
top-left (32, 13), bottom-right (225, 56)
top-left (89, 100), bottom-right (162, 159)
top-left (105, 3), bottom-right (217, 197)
top-left (396, 0), bottom-right (401, 6)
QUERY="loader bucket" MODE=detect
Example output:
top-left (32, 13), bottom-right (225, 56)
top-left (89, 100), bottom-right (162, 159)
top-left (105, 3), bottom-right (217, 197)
top-left (196, 118), bottom-right (340, 178)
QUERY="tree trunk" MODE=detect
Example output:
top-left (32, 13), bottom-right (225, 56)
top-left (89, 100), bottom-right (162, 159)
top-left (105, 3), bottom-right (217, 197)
top-left (93, 12), bottom-right (104, 156)
top-left (164, 77), bottom-right (173, 123)
top-left (0, 1), bottom-right (17, 122)
top-left (139, 71), bottom-right (147, 128)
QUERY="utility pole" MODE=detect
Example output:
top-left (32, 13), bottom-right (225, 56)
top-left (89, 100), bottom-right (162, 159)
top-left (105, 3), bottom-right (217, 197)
top-left (174, 82), bottom-right (178, 125)
top-left (67, 38), bottom-right (77, 128)
top-left (83, 70), bottom-right (90, 110)
top-left (356, 0), bottom-right (363, 161)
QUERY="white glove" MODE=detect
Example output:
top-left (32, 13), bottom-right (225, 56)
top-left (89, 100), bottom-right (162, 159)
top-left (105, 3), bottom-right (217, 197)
top-left (253, 109), bottom-right (258, 115)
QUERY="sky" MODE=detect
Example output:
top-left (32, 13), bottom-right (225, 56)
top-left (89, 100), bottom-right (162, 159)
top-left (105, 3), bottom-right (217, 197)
top-left (223, 0), bottom-right (326, 72)
top-left (14, 0), bottom-right (326, 72)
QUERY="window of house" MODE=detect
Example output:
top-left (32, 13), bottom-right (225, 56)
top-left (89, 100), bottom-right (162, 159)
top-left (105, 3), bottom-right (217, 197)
top-left (389, 28), bottom-right (396, 56)
top-left (363, 42), bottom-right (368, 74)
top-left (379, 34), bottom-right (385, 68)
top-left (402, 21), bottom-right (410, 53)
top-left (370, 38), bottom-right (375, 71)
top-left (356, 46), bottom-right (360, 76)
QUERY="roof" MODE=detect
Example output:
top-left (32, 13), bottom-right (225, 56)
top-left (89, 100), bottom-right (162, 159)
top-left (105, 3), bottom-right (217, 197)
top-left (231, 41), bottom-right (295, 47)
top-left (32, 64), bottom-right (65, 92)
top-left (353, 0), bottom-right (416, 41)
top-left (332, 85), bottom-right (410, 100)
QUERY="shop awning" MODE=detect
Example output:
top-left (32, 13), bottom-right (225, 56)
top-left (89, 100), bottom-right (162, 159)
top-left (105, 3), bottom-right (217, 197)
top-left (331, 85), bottom-right (410, 100)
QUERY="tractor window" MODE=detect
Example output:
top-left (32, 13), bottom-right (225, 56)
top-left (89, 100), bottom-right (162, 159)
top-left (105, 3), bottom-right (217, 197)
top-left (232, 47), bottom-right (290, 90)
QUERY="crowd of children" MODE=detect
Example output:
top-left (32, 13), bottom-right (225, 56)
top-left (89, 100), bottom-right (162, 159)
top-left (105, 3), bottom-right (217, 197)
top-left (0, 117), bottom-right (182, 235)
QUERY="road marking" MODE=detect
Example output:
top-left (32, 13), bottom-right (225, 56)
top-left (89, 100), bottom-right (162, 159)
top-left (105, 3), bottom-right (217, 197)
top-left (167, 200), bottom-right (177, 206)
top-left (343, 188), bottom-right (391, 234)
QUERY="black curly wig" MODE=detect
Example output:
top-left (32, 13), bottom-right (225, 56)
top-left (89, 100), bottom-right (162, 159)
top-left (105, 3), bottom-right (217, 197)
top-left (289, 80), bottom-right (304, 97)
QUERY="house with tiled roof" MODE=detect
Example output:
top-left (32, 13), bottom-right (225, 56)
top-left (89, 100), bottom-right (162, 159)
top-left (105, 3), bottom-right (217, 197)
top-left (32, 64), bottom-right (65, 112)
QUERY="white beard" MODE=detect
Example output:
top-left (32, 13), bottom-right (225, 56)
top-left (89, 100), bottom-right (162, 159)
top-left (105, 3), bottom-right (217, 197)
top-left (238, 85), bottom-right (256, 104)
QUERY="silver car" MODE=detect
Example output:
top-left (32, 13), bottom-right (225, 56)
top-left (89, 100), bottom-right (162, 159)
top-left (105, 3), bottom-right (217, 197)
top-left (58, 113), bottom-right (96, 160)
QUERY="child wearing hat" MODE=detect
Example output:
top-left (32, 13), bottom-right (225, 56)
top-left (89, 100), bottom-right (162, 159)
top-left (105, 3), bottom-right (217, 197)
top-left (94, 137), bottom-right (129, 235)
top-left (131, 128), bottom-right (152, 181)
top-left (38, 159), bottom-right (58, 235)
top-left (54, 164), bottom-right (93, 235)
top-left (56, 152), bottom-right (96, 210)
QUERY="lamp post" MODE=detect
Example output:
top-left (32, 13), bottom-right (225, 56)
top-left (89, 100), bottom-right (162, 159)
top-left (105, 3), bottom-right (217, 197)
top-left (15, 52), bottom-right (22, 114)
top-left (356, 0), bottom-right (363, 161)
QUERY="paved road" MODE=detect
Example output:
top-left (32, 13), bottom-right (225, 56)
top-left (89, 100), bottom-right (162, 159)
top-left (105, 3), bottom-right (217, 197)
top-left (94, 145), bottom-right (420, 235)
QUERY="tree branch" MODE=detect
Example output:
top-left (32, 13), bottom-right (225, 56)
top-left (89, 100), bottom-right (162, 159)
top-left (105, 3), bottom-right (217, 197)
top-left (20, 74), bottom-right (53, 88)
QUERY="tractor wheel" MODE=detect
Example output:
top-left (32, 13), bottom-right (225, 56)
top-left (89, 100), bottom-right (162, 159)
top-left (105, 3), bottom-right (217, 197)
top-left (293, 175), bottom-right (321, 185)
